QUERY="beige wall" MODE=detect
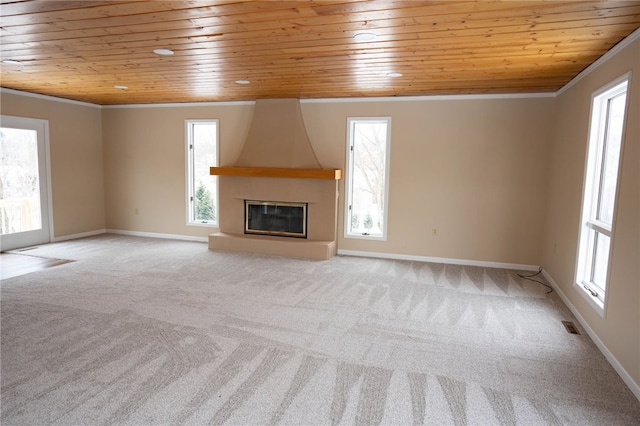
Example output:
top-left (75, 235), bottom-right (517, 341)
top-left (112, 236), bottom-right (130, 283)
top-left (101, 97), bottom-right (554, 263)
top-left (101, 104), bottom-right (253, 238)
top-left (302, 97), bottom-right (555, 265)
top-left (541, 38), bottom-right (640, 386)
top-left (0, 91), bottom-right (105, 238)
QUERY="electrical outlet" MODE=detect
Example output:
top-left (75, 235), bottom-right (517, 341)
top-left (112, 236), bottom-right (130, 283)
top-left (432, 228), bottom-right (438, 236)
top-left (135, 208), bottom-right (139, 215)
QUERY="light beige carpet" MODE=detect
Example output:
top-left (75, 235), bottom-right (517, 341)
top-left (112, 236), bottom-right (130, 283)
top-left (1, 234), bottom-right (639, 425)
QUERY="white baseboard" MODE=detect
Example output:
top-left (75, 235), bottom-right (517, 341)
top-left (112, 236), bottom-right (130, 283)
top-left (542, 270), bottom-right (640, 402)
top-left (106, 229), bottom-right (208, 243)
top-left (337, 249), bottom-right (540, 271)
top-left (52, 229), bottom-right (106, 242)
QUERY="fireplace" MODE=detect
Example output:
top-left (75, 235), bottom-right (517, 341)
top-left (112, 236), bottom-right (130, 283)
top-left (245, 200), bottom-right (307, 238)
top-left (208, 98), bottom-right (340, 259)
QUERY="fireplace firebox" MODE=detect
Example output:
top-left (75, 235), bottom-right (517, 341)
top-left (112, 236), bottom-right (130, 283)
top-left (245, 200), bottom-right (307, 238)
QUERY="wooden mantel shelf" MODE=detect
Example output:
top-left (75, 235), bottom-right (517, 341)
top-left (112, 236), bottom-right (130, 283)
top-left (210, 166), bottom-right (342, 180)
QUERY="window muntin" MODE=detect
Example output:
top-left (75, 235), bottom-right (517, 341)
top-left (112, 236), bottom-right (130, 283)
top-left (186, 120), bottom-right (218, 227)
top-left (345, 117), bottom-right (391, 240)
top-left (576, 76), bottom-right (629, 314)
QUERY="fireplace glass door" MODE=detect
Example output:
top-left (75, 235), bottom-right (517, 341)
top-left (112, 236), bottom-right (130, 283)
top-left (245, 200), bottom-right (307, 238)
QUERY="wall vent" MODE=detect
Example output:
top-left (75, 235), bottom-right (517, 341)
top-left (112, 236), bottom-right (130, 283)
top-left (562, 321), bottom-right (580, 335)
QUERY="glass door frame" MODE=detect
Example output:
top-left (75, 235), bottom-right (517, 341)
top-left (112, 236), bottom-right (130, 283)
top-left (0, 115), bottom-right (53, 251)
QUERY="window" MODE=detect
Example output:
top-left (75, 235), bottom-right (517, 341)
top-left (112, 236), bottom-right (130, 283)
top-left (575, 75), bottom-right (629, 315)
top-left (186, 120), bottom-right (218, 226)
top-left (345, 117), bottom-right (391, 240)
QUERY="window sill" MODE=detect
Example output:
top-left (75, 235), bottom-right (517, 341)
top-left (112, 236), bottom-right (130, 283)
top-left (574, 281), bottom-right (606, 318)
top-left (344, 233), bottom-right (387, 242)
top-left (187, 222), bottom-right (218, 228)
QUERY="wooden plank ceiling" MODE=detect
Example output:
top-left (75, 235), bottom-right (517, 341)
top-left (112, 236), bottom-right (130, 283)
top-left (1, 0), bottom-right (639, 105)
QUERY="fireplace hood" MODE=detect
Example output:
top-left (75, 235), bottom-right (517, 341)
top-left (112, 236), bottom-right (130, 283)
top-left (210, 98), bottom-right (341, 180)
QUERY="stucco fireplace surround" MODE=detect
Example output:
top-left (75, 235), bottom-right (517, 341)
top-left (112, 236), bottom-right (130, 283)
top-left (208, 99), bottom-right (341, 260)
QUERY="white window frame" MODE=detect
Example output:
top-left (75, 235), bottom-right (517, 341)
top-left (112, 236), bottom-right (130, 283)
top-left (344, 117), bottom-right (391, 241)
top-left (185, 119), bottom-right (219, 227)
top-left (575, 73), bottom-right (630, 317)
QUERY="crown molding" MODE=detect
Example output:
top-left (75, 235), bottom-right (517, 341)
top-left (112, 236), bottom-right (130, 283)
top-left (301, 92), bottom-right (555, 103)
top-left (2, 85), bottom-right (555, 110)
top-left (101, 100), bottom-right (255, 108)
top-left (0, 87), bottom-right (101, 108)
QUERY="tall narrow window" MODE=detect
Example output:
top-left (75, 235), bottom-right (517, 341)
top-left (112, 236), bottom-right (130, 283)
top-left (186, 120), bottom-right (218, 226)
top-left (345, 117), bottom-right (391, 240)
top-left (576, 75), bottom-right (629, 315)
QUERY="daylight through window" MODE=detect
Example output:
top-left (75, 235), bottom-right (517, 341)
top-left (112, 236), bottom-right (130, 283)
top-left (345, 117), bottom-right (391, 240)
top-left (186, 120), bottom-right (218, 226)
top-left (575, 75), bottom-right (629, 315)
top-left (0, 127), bottom-right (42, 234)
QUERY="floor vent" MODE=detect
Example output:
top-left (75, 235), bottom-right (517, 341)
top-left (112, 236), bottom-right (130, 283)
top-left (562, 321), bottom-right (580, 335)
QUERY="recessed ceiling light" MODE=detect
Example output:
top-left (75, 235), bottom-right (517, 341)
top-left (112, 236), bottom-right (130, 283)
top-left (353, 33), bottom-right (377, 42)
top-left (153, 48), bottom-right (174, 56)
top-left (2, 59), bottom-right (23, 65)
top-left (235, 79), bottom-right (250, 85)
top-left (386, 72), bottom-right (403, 77)
top-left (114, 85), bottom-right (128, 90)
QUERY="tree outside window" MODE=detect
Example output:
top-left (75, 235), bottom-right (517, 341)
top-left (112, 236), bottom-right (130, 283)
top-left (186, 120), bottom-right (218, 226)
top-left (346, 118), bottom-right (391, 239)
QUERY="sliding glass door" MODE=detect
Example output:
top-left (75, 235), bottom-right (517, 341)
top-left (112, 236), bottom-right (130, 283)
top-left (0, 116), bottom-right (51, 251)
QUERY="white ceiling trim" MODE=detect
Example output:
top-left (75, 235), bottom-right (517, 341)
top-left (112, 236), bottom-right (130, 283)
top-left (101, 100), bottom-right (256, 109)
top-left (301, 93), bottom-right (555, 103)
top-left (0, 87), bottom-right (101, 108)
top-left (1, 87), bottom-right (557, 108)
